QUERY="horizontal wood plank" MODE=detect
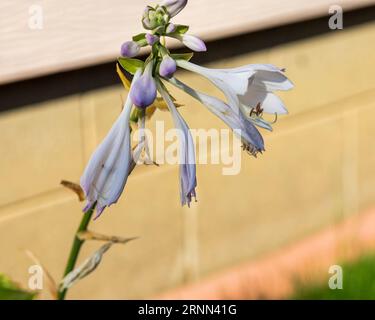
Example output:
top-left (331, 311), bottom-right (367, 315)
top-left (0, 0), bottom-right (373, 84)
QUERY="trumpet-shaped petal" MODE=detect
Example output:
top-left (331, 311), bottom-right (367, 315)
top-left (157, 80), bottom-right (197, 206)
top-left (177, 60), bottom-right (293, 119)
top-left (239, 83), bottom-right (288, 115)
top-left (161, 0), bottom-right (187, 18)
top-left (170, 34), bottom-right (206, 52)
top-left (229, 64), bottom-right (294, 91)
top-left (237, 64), bottom-right (293, 115)
top-left (130, 62), bottom-right (157, 108)
top-left (120, 41), bottom-right (140, 58)
top-left (159, 56), bottom-right (177, 78)
top-left (177, 60), bottom-right (253, 97)
top-left (168, 77), bottom-right (265, 155)
top-left (80, 70), bottom-right (142, 218)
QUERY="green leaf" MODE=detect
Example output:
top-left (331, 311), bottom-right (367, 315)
top-left (175, 25), bottom-right (189, 34)
top-left (118, 57), bottom-right (144, 75)
top-left (0, 273), bottom-right (36, 300)
top-left (171, 52), bottom-right (194, 62)
top-left (0, 288), bottom-right (36, 300)
top-left (132, 33), bottom-right (146, 42)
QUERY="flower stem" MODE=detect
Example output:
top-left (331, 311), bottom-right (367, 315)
top-left (57, 206), bottom-right (94, 300)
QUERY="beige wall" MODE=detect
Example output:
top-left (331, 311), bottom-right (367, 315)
top-left (0, 22), bottom-right (375, 299)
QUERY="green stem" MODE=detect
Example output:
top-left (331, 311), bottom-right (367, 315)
top-left (57, 206), bottom-right (94, 300)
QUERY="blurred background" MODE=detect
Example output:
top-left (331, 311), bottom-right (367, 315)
top-left (0, 0), bottom-right (375, 299)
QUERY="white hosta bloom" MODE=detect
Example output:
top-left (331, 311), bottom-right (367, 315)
top-left (176, 60), bottom-right (294, 120)
top-left (168, 77), bottom-right (264, 155)
top-left (176, 59), bottom-right (253, 107)
top-left (236, 64), bottom-right (293, 115)
top-left (80, 70), bottom-right (142, 218)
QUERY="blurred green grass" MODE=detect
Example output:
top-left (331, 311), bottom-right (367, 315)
top-left (0, 273), bottom-right (36, 300)
top-left (292, 253), bottom-right (375, 300)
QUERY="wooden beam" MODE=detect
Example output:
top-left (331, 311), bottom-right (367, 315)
top-left (0, 0), bottom-right (373, 84)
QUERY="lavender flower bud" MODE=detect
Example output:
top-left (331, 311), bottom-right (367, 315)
top-left (166, 23), bottom-right (177, 34)
top-left (120, 41), bottom-right (140, 57)
top-left (159, 56), bottom-right (177, 78)
top-left (130, 63), bottom-right (157, 108)
top-left (161, 0), bottom-right (187, 18)
top-left (146, 33), bottom-right (159, 46)
top-left (172, 34), bottom-right (207, 52)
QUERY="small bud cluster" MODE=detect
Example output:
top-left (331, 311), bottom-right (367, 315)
top-left (119, 0), bottom-right (206, 109)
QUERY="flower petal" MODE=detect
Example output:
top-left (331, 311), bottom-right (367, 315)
top-left (168, 77), bottom-right (265, 154)
top-left (238, 81), bottom-right (288, 115)
top-left (229, 64), bottom-right (294, 91)
top-left (250, 64), bottom-right (293, 89)
top-left (80, 70), bottom-right (142, 218)
top-left (176, 60), bottom-right (252, 96)
top-left (157, 80), bottom-right (197, 206)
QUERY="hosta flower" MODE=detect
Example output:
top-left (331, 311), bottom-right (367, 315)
top-left (236, 64), bottom-right (293, 115)
top-left (120, 41), bottom-right (141, 58)
top-left (176, 59), bottom-right (255, 101)
top-left (176, 60), bottom-right (293, 129)
top-left (80, 70), bottom-right (142, 218)
top-left (157, 81), bottom-right (197, 206)
top-left (168, 77), bottom-right (264, 155)
top-left (81, 0), bottom-right (293, 218)
top-left (159, 55), bottom-right (177, 78)
top-left (130, 62), bottom-right (157, 108)
top-left (161, 0), bottom-right (187, 18)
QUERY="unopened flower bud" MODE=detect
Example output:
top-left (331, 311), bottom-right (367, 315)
top-left (159, 56), bottom-right (177, 78)
top-left (142, 5), bottom-right (169, 30)
top-left (171, 34), bottom-right (206, 52)
top-left (166, 23), bottom-right (176, 34)
top-left (130, 63), bottom-right (157, 108)
top-left (161, 0), bottom-right (187, 18)
top-left (120, 41), bottom-right (140, 57)
top-left (146, 33), bottom-right (159, 46)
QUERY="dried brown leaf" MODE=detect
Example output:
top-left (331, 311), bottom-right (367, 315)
top-left (60, 180), bottom-right (85, 201)
top-left (77, 230), bottom-right (138, 244)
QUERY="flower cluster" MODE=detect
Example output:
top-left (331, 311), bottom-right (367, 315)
top-left (80, 0), bottom-right (294, 218)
